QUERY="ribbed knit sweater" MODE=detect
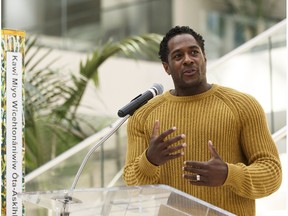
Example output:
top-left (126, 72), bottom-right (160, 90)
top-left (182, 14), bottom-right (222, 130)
top-left (123, 84), bottom-right (282, 216)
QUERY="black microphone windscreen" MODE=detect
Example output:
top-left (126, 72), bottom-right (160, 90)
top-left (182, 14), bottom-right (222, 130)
top-left (152, 83), bottom-right (164, 95)
top-left (117, 83), bottom-right (164, 117)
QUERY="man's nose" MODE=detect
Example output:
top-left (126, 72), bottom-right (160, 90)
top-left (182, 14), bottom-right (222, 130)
top-left (183, 53), bottom-right (193, 64)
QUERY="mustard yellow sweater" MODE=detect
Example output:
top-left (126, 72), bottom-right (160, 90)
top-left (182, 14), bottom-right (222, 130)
top-left (123, 84), bottom-right (282, 216)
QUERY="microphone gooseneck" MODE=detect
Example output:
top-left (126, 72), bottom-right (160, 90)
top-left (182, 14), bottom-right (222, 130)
top-left (67, 83), bottom-right (164, 198)
top-left (68, 115), bottom-right (130, 197)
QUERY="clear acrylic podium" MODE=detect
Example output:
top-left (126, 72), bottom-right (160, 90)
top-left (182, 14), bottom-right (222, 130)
top-left (19, 184), bottom-right (236, 216)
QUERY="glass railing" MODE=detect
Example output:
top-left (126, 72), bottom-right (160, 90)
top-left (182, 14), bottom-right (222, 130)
top-left (25, 119), bottom-right (128, 192)
top-left (207, 19), bottom-right (286, 133)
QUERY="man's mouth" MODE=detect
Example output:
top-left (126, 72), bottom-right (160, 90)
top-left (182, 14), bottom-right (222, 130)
top-left (183, 68), bottom-right (197, 76)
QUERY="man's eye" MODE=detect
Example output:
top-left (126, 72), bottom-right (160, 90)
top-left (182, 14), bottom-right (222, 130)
top-left (173, 54), bottom-right (182, 59)
top-left (191, 50), bottom-right (199, 55)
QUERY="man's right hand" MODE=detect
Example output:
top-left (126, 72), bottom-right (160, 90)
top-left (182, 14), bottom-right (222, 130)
top-left (146, 120), bottom-right (186, 166)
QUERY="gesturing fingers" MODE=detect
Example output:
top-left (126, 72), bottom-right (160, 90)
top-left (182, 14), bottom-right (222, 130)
top-left (147, 121), bottom-right (186, 166)
top-left (151, 121), bottom-right (185, 150)
top-left (156, 126), bottom-right (177, 143)
top-left (182, 161), bottom-right (208, 184)
top-left (182, 172), bottom-right (206, 185)
top-left (148, 134), bottom-right (186, 165)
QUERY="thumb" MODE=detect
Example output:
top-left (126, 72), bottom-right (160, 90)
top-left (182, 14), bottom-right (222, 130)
top-left (208, 140), bottom-right (221, 159)
top-left (151, 120), bottom-right (160, 138)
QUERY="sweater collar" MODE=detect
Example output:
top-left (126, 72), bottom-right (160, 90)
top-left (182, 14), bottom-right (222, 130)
top-left (164, 84), bottom-right (218, 101)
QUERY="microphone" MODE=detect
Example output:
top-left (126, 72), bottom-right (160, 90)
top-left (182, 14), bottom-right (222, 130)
top-left (117, 83), bottom-right (164, 117)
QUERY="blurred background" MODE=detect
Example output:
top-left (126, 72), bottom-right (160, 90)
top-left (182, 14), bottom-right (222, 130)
top-left (1, 0), bottom-right (287, 215)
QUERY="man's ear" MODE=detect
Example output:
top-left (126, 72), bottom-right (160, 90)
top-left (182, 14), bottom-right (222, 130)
top-left (162, 62), bottom-right (170, 75)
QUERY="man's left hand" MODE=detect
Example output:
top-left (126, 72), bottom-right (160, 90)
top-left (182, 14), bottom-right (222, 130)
top-left (182, 140), bottom-right (228, 186)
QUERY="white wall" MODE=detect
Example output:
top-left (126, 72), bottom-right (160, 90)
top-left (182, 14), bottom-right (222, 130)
top-left (81, 57), bottom-right (174, 116)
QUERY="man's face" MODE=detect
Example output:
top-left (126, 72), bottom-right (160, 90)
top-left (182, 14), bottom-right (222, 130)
top-left (163, 34), bottom-right (207, 95)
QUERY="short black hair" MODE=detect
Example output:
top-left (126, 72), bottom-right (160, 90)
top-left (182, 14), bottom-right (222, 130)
top-left (158, 26), bottom-right (205, 62)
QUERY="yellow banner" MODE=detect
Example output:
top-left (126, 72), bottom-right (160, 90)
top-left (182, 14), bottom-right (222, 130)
top-left (1, 29), bottom-right (26, 216)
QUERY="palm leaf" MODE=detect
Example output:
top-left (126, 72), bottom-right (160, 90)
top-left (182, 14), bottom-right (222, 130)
top-left (54, 33), bottom-right (162, 120)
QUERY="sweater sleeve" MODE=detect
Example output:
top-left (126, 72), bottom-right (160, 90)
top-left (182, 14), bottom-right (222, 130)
top-left (223, 94), bottom-right (282, 199)
top-left (122, 113), bottom-right (160, 185)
